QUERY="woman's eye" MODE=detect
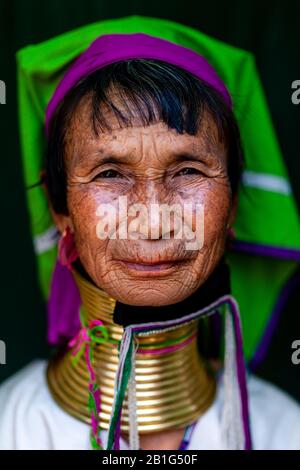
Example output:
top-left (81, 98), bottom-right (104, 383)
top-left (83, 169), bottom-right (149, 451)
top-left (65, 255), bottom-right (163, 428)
top-left (95, 169), bottom-right (122, 179)
top-left (175, 167), bottom-right (202, 177)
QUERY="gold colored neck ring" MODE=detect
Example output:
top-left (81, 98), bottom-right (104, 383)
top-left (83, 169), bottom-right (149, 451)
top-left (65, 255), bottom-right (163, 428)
top-left (47, 268), bottom-right (216, 433)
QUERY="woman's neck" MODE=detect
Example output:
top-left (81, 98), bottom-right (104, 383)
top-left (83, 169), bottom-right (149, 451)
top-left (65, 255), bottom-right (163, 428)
top-left (46, 267), bottom-right (216, 436)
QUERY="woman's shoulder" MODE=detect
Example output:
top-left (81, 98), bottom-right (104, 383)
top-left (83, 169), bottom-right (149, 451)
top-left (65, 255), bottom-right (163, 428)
top-left (0, 359), bottom-right (48, 412)
top-left (0, 358), bottom-right (46, 388)
top-left (0, 359), bottom-right (89, 450)
top-left (0, 358), bottom-right (49, 393)
top-left (0, 360), bottom-right (51, 449)
top-left (246, 374), bottom-right (300, 449)
top-left (190, 372), bottom-right (300, 450)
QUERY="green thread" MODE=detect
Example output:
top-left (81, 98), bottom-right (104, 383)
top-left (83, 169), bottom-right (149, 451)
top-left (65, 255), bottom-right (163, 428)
top-left (137, 330), bottom-right (195, 350)
top-left (88, 391), bottom-right (97, 414)
top-left (107, 333), bottom-right (134, 450)
top-left (70, 348), bottom-right (84, 366)
top-left (79, 306), bottom-right (87, 328)
top-left (90, 432), bottom-right (103, 450)
top-left (70, 323), bottom-right (111, 367)
top-left (88, 325), bottom-right (109, 344)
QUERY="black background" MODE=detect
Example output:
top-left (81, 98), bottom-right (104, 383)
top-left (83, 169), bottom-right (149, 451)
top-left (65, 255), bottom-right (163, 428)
top-left (0, 0), bottom-right (299, 400)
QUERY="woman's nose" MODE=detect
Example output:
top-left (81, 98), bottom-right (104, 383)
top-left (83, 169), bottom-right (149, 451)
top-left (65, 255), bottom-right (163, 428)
top-left (126, 200), bottom-right (180, 241)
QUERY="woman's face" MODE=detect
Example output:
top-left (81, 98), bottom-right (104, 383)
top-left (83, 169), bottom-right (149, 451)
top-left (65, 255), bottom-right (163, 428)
top-left (54, 95), bottom-right (235, 306)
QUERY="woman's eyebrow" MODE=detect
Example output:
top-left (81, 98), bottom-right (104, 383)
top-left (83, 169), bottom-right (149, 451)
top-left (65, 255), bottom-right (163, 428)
top-left (80, 152), bottom-right (128, 166)
top-left (93, 154), bottom-right (124, 164)
top-left (175, 152), bottom-right (212, 163)
top-left (77, 148), bottom-right (216, 167)
top-left (92, 152), bottom-right (212, 165)
top-left (85, 155), bottom-right (127, 174)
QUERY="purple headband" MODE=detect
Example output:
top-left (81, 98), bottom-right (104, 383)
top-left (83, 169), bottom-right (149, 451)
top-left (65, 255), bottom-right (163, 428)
top-left (45, 33), bottom-right (232, 134)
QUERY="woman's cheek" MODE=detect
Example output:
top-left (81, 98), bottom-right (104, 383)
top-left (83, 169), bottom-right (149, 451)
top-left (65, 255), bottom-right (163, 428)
top-left (177, 181), bottom-right (231, 252)
top-left (202, 186), bottom-right (232, 252)
top-left (68, 188), bottom-right (114, 260)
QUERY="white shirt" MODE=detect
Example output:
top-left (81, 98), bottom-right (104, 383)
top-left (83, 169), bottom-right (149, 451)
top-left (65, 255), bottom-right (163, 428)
top-left (0, 359), bottom-right (299, 450)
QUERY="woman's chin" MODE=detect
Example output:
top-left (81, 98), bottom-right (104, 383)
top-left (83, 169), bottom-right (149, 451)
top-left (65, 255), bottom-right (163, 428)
top-left (104, 281), bottom-right (193, 307)
top-left (113, 295), bottom-right (183, 307)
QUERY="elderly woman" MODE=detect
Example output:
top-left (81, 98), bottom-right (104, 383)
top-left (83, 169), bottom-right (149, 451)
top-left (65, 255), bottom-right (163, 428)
top-left (0, 16), bottom-right (300, 451)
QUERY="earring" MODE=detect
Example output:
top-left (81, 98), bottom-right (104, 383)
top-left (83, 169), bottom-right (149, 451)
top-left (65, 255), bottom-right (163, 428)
top-left (58, 226), bottom-right (78, 270)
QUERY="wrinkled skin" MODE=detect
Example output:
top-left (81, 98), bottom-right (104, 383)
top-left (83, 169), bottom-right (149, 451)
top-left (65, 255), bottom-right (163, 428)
top-left (51, 94), bottom-right (236, 307)
top-left (50, 93), bottom-right (237, 450)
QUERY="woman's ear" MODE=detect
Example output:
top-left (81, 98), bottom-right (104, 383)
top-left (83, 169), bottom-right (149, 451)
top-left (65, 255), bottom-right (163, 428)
top-left (49, 204), bottom-right (74, 235)
top-left (40, 169), bottom-right (74, 234)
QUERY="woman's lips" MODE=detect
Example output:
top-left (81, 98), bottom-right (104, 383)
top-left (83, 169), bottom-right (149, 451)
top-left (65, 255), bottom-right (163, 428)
top-left (115, 259), bottom-right (189, 276)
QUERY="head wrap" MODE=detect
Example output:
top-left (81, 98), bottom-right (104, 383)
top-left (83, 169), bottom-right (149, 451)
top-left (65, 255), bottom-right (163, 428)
top-left (45, 32), bottom-right (232, 133)
top-left (17, 16), bottom-right (300, 374)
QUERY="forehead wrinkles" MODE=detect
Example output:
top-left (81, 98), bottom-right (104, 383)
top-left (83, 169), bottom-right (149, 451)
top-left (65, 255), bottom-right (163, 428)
top-left (63, 93), bottom-right (226, 170)
top-left (64, 94), bottom-right (95, 154)
top-left (196, 110), bottom-right (226, 151)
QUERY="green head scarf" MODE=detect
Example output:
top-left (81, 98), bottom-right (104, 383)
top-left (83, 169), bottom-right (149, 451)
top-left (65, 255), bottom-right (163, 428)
top-left (16, 15), bottom-right (300, 364)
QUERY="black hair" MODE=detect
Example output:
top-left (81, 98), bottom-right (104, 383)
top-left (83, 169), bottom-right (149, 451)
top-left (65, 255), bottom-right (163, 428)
top-left (45, 59), bottom-right (244, 215)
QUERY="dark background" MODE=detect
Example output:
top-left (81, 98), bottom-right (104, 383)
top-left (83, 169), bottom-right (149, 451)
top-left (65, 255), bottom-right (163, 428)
top-left (0, 0), bottom-right (299, 400)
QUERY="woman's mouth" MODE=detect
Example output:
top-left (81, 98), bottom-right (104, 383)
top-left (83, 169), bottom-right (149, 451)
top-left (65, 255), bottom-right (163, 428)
top-left (115, 259), bottom-right (189, 276)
